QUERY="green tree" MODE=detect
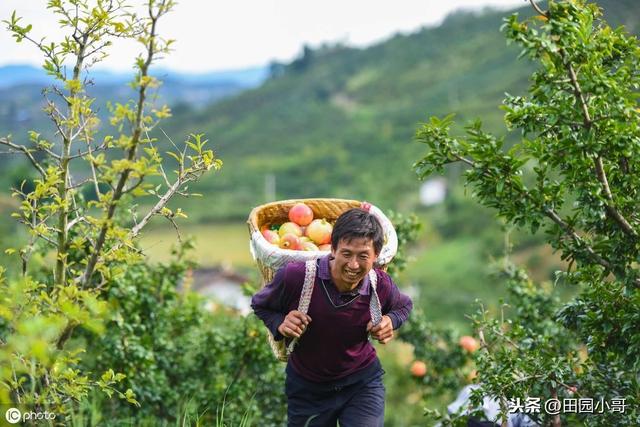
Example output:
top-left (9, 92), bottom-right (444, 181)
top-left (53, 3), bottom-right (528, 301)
top-left (0, 0), bottom-right (219, 418)
top-left (413, 0), bottom-right (639, 425)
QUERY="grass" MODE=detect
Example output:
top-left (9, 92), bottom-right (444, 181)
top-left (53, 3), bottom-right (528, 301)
top-left (139, 222), bottom-right (254, 269)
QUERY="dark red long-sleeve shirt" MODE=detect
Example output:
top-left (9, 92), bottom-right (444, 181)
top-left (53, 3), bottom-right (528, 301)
top-left (251, 254), bottom-right (413, 382)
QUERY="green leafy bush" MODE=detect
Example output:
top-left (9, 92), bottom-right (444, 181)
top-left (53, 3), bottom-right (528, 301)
top-left (75, 246), bottom-right (286, 426)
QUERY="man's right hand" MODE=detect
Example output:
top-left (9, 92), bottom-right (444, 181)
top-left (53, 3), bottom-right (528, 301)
top-left (277, 310), bottom-right (312, 338)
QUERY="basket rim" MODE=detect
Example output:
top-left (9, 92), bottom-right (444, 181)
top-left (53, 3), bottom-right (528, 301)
top-left (247, 198), bottom-right (398, 273)
top-left (247, 197), bottom-right (361, 231)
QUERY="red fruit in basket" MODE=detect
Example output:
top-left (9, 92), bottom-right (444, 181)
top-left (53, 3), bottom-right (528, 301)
top-left (318, 244), bottom-right (332, 251)
top-left (288, 203), bottom-right (314, 226)
top-left (278, 222), bottom-right (303, 237)
top-left (279, 233), bottom-right (301, 250)
top-left (261, 229), bottom-right (280, 245)
top-left (305, 219), bottom-right (332, 245)
top-left (302, 241), bottom-right (320, 251)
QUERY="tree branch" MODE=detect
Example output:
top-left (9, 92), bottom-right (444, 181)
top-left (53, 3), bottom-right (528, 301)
top-left (595, 157), bottom-right (637, 236)
top-left (130, 177), bottom-right (180, 238)
top-left (122, 177), bottom-right (145, 194)
top-left (82, 120), bottom-right (102, 199)
top-left (0, 137), bottom-right (46, 177)
top-left (563, 54), bottom-right (592, 127)
top-left (66, 143), bottom-right (108, 161)
top-left (450, 152), bottom-right (622, 276)
top-left (560, 52), bottom-right (638, 238)
top-left (541, 207), bottom-right (613, 271)
top-left (78, 0), bottom-right (166, 289)
top-left (529, 0), bottom-right (548, 18)
top-left (452, 153), bottom-right (476, 168)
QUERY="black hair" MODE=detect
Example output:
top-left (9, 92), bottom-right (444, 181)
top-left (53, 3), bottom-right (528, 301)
top-left (331, 208), bottom-right (384, 255)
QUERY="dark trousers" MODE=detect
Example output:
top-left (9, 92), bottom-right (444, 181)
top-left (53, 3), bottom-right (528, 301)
top-left (285, 362), bottom-right (385, 427)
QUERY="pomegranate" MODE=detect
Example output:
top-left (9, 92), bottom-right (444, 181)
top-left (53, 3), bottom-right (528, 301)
top-left (288, 203), bottom-right (314, 226)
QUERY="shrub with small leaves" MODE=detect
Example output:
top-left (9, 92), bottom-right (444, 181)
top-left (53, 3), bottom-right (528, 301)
top-left (77, 244), bottom-right (286, 426)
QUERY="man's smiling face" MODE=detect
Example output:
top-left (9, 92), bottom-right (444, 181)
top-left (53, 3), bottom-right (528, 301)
top-left (330, 237), bottom-right (378, 292)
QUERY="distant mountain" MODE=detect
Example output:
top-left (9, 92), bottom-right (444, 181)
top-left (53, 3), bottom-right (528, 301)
top-left (0, 64), bottom-right (268, 89)
top-left (0, 64), bottom-right (268, 158)
top-left (0, 65), bottom-right (52, 88)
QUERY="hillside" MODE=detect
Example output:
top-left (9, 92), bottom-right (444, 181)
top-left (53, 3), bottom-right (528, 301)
top-left (158, 7), bottom-right (529, 220)
top-left (153, 0), bottom-right (637, 221)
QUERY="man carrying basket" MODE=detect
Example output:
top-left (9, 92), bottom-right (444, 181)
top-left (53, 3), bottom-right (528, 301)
top-left (251, 207), bottom-right (413, 427)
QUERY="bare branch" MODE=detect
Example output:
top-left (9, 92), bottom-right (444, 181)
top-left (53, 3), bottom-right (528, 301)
top-left (82, 119), bottom-right (103, 199)
top-left (66, 143), bottom-right (108, 161)
top-left (83, 40), bottom-right (113, 61)
top-left (66, 216), bottom-right (86, 233)
top-left (529, 0), bottom-right (548, 17)
top-left (0, 137), bottom-right (46, 177)
top-left (67, 178), bottom-right (92, 190)
top-left (123, 177), bottom-right (145, 194)
top-left (160, 127), bottom-right (180, 152)
top-left (166, 214), bottom-right (182, 243)
top-left (19, 223), bottom-right (58, 247)
top-left (51, 86), bottom-right (73, 111)
top-left (19, 196), bottom-right (41, 276)
top-left (452, 153), bottom-right (477, 168)
top-left (150, 130), bottom-right (173, 187)
top-left (130, 178), bottom-right (181, 237)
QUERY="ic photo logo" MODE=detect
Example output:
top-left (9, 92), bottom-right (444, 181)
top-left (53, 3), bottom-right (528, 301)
top-left (5, 408), bottom-right (21, 424)
top-left (4, 407), bottom-right (56, 424)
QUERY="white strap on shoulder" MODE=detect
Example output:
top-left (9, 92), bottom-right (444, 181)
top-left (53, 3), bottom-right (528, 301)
top-left (297, 260), bottom-right (317, 314)
top-left (368, 269), bottom-right (383, 326)
top-left (286, 259), bottom-right (317, 356)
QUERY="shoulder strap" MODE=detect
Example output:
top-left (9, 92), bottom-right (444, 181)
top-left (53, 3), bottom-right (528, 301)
top-left (368, 269), bottom-right (383, 326)
top-left (286, 259), bottom-right (317, 356)
top-left (297, 260), bottom-right (317, 314)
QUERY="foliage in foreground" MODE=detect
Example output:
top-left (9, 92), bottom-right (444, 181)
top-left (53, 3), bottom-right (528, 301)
top-left (0, 0), bottom-right (224, 423)
top-left (75, 243), bottom-right (285, 426)
top-left (412, 0), bottom-right (640, 425)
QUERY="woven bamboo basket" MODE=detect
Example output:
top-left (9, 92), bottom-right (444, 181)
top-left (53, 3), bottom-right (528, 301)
top-left (247, 198), bottom-right (398, 361)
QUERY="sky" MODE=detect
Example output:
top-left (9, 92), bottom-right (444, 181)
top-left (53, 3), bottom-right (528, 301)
top-left (0, 0), bottom-right (526, 73)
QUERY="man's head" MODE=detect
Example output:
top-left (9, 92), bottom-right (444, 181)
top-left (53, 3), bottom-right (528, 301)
top-left (329, 208), bottom-right (384, 289)
top-left (331, 208), bottom-right (384, 254)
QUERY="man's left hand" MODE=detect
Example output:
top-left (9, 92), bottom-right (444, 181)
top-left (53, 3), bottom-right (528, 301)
top-left (367, 315), bottom-right (394, 344)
